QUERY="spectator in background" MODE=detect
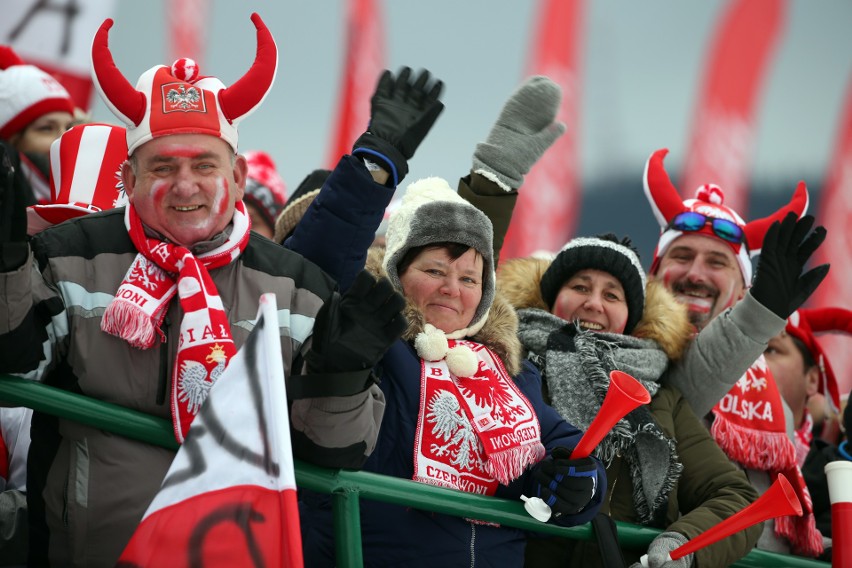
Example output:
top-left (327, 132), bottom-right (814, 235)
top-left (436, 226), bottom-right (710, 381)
top-left (242, 150), bottom-right (286, 239)
top-left (273, 168), bottom-right (331, 244)
top-left (2, 121), bottom-right (128, 567)
top-left (0, 46), bottom-right (75, 204)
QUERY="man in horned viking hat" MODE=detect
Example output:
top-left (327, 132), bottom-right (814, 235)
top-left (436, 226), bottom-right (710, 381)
top-left (643, 149), bottom-right (830, 558)
top-left (0, 14), bottom-right (407, 566)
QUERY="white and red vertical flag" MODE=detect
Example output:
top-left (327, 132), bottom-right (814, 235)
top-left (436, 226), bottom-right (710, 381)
top-left (501, 0), bottom-right (585, 260)
top-left (0, 0), bottom-right (118, 111)
top-left (325, 0), bottom-right (386, 168)
top-left (168, 0), bottom-right (211, 69)
top-left (809, 75), bottom-right (852, 399)
top-left (680, 0), bottom-right (787, 217)
top-left (118, 293), bottom-right (303, 568)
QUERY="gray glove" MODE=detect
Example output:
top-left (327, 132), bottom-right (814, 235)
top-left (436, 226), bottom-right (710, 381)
top-left (630, 531), bottom-right (693, 568)
top-left (471, 76), bottom-right (566, 191)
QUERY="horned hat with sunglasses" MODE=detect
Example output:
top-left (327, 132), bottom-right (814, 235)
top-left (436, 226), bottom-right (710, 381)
top-left (642, 148), bottom-right (809, 284)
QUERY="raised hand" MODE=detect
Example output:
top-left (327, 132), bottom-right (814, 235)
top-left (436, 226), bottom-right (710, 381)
top-left (352, 67), bottom-right (444, 186)
top-left (750, 213), bottom-right (829, 319)
top-left (472, 76), bottom-right (566, 191)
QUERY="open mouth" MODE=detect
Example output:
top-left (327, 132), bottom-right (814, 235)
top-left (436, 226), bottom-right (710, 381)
top-left (173, 205), bottom-right (202, 212)
top-left (578, 320), bottom-right (604, 331)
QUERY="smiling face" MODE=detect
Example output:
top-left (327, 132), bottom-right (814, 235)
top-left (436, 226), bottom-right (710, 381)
top-left (122, 134), bottom-right (247, 247)
top-left (10, 111), bottom-right (74, 156)
top-left (399, 246), bottom-right (484, 334)
top-left (653, 234), bottom-right (746, 330)
top-left (551, 268), bottom-right (629, 334)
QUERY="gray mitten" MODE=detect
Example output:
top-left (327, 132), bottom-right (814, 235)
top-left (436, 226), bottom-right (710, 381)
top-left (630, 531), bottom-right (693, 568)
top-left (471, 76), bottom-right (566, 191)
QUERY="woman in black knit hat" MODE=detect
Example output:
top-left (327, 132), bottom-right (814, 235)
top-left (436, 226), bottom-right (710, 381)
top-left (498, 233), bottom-right (762, 568)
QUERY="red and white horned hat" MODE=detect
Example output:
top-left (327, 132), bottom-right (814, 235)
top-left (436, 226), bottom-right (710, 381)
top-left (27, 123), bottom-right (128, 235)
top-left (91, 12), bottom-right (277, 155)
top-left (643, 148), bottom-right (809, 285)
top-left (0, 46), bottom-right (75, 140)
top-left (786, 307), bottom-right (851, 413)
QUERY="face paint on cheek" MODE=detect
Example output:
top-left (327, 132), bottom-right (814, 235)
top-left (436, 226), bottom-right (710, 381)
top-left (212, 177), bottom-right (229, 216)
top-left (719, 281), bottom-right (738, 312)
top-left (151, 180), bottom-right (168, 208)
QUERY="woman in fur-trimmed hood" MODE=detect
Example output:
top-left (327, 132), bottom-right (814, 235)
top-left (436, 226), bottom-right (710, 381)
top-left (298, 177), bottom-right (607, 568)
top-left (499, 234), bottom-right (762, 568)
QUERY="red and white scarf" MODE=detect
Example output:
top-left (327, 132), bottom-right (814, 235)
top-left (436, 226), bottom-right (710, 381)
top-left (711, 355), bottom-right (823, 557)
top-left (413, 339), bottom-right (545, 496)
top-left (101, 202), bottom-right (250, 443)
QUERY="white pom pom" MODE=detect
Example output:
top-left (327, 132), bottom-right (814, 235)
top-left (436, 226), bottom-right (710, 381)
top-left (414, 324), bottom-right (448, 361)
top-left (446, 345), bottom-right (478, 377)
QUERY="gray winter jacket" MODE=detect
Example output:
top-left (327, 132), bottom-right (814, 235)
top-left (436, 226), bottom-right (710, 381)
top-left (0, 209), bottom-right (384, 567)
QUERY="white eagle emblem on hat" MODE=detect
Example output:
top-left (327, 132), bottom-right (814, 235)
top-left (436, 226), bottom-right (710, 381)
top-left (164, 84), bottom-right (203, 112)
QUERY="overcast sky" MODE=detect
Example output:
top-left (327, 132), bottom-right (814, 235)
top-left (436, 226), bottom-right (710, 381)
top-left (76, 0), bottom-right (851, 198)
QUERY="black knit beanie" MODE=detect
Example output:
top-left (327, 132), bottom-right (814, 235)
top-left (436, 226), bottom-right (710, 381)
top-left (539, 233), bottom-right (647, 334)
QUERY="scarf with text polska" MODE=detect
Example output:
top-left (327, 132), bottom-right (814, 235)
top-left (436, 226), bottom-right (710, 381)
top-left (101, 202), bottom-right (250, 443)
top-left (711, 356), bottom-right (823, 557)
top-left (413, 338), bottom-right (545, 497)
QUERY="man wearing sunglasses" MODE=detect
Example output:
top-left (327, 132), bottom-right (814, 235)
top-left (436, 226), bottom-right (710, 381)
top-left (643, 149), bottom-right (831, 558)
top-left (643, 148), bottom-right (829, 418)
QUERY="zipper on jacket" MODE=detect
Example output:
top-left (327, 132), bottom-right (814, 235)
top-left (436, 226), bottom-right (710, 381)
top-left (156, 316), bottom-right (170, 405)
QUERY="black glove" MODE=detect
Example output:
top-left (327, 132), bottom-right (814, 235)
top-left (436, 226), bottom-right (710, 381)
top-left (750, 213), bottom-right (829, 319)
top-left (352, 66), bottom-right (444, 186)
top-left (528, 447), bottom-right (598, 519)
top-left (0, 142), bottom-right (29, 271)
top-left (0, 143), bottom-right (26, 243)
top-left (307, 270), bottom-right (407, 375)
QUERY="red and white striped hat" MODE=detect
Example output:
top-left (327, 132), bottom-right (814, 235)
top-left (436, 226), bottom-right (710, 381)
top-left (90, 13), bottom-right (277, 155)
top-left (0, 46), bottom-right (75, 140)
top-left (786, 307), bottom-right (850, 414)
top-left (643, 148), bottom-right (810, 284)
top-left (27, 123), bottom-right (128, 235)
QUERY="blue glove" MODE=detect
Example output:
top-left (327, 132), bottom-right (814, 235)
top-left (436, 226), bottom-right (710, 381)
top-left (529, 447), bottom-right (598, 518)
top-left (630, 531), bottom-right (693, 568)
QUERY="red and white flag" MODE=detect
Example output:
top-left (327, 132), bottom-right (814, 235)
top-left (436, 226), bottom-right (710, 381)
top-left (501, 0), bottom-right (585, 260)
top-left (680, 0), bottom-right (787, 217)
top-left (809, 75), bottom-right (852, 398)
top-left (168, 0), bottom-right (211, 68)
top-left (118, 294), bottom-right (303, 568)
top-left (0, 0), bottom-right (118, 110)
top-left (325, 0), bottom-right (385, 168)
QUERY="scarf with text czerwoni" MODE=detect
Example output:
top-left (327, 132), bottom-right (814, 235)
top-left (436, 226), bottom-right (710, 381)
top-left (413, 339), bottom-right (545, 496)
top-left (101, 202), bottom-right (250, 443)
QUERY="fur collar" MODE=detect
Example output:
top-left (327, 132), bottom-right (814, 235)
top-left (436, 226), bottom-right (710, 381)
top-left (366, 246), bottom-right (522, 376)
top-left (496, 256), bottom-right (692, 361)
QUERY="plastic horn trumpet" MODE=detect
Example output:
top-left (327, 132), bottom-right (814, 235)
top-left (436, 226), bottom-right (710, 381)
top-left (571, 370), bottom-right (651, 459)
top-left (640, 473), bottom-right (803, 567)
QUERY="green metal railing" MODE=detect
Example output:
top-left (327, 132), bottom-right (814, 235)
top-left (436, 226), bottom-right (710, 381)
top-left (0, 374), bottom-right (830, 567)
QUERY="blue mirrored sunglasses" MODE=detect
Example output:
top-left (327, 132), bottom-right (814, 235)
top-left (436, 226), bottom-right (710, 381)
top-left (667, 211), bottom-right (745, 244)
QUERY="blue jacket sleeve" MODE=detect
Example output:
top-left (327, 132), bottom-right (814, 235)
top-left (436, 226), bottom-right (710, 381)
top-left (515, 360), bottom-right (607, 526)
top-left (284, 155), bottom-right (396, 292)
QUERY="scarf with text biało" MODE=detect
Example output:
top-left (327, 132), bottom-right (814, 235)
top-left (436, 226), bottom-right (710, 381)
top-left (710, 355), bottom-right (823, 557)
top-left (413, 339), bottom-right (545, 496)
top-left (101, 202), bottom-right (250, 443)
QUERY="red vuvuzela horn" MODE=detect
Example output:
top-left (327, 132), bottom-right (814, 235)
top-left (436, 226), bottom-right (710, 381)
top-left (642, 474), bottom-right (802, 566)
top-left (571, 370), bottom-right (651, 459)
